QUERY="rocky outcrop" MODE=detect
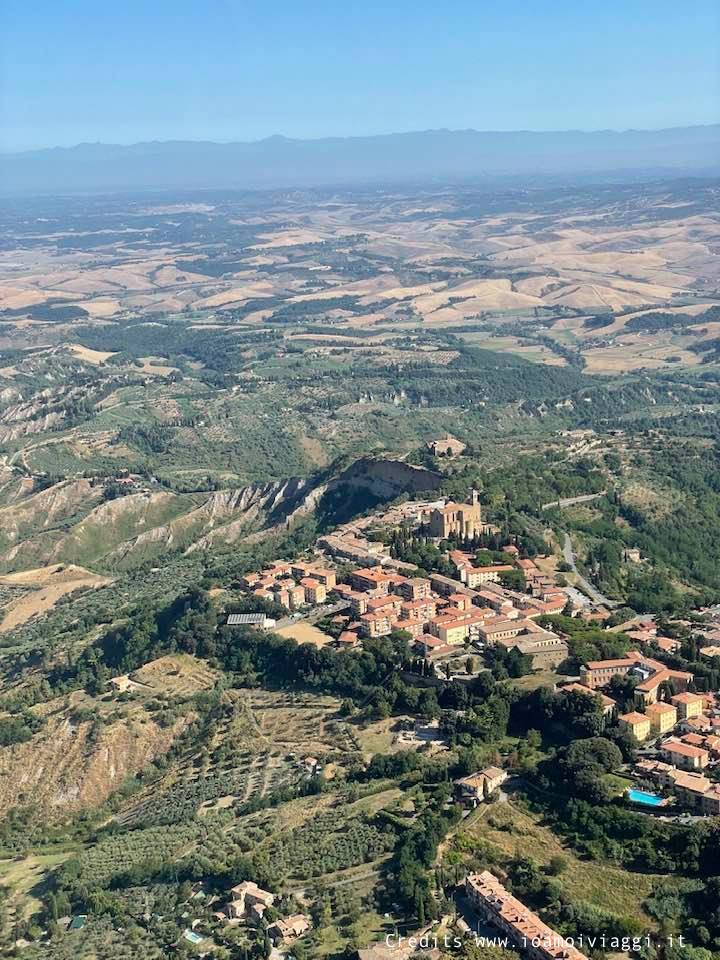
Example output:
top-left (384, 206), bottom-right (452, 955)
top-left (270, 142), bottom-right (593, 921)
top-left (331, 456), bottom-right (442, 499)
top-left (0, 456), bottom-right (444, 573)
top-left (0, 477), bottom-right (102, 545)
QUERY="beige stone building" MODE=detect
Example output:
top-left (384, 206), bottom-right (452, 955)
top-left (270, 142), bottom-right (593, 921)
top-left (455, 767), bottom-right (507, 805)
top-left (428, 492), bottom-right (485, 540)
top-left (226, 881), bottom-right (275, 921)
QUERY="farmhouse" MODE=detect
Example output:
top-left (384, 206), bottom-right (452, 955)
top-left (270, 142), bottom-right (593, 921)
top-left (226, 881), bottom-right (275, 921)
top-left (428, 492), bottom-right (486, 540)
top-left (268, 914), bottom-right (311, 943)
top-left (455, 767), bottom-right (507, 805)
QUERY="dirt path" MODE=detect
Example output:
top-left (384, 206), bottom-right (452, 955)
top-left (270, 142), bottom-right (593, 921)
top-left (435, 790), bottom-right (508, 866)
top-left (541, 490), bottom-right (606, 510)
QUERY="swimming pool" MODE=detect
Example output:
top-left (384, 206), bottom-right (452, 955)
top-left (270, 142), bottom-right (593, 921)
top-left (627, 788), bottom-right (665, 807)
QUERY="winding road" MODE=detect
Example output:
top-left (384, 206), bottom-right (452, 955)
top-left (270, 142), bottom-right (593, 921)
top-left (562, 532), bottom-right (617, 608)
top-left (541, 490), bottom-right (607, 510)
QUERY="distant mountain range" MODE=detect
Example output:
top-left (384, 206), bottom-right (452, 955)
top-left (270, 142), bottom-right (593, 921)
top-left (2, 125), bottom-right (719, 195)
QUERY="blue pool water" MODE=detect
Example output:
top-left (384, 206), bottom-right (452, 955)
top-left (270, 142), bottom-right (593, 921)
top-left (627, 788), bottom-right (664, 807)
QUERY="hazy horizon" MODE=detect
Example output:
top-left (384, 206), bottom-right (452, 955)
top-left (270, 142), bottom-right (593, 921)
top-left (3, 120), bottom-right (719, 156)
top-left (2, 0), bottom-right (718, 151)
top-left (3, 125), bottom-right (718, 196)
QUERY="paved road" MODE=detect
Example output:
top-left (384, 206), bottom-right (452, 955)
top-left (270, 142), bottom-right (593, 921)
top-left (275, 599), bottom-right (350, 629)
top-left (562, 532), bottom-right (617, 608)
top-left (563, 585), bottom-right (592, 609)
top-left (541, 490), bottom-right (607, 510)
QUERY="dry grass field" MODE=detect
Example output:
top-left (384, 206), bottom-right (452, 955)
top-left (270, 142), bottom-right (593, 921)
top-left (275, 621), bottom-right (335, 646)
top-left (2, 185), bottom-right (717, 345)
top-left (449, 798), bottom-right (661, 925)
top-left (131, 653), bottom-right (221, 695)
top-left (581, 335), bottom-right (702, 373)
top-left (68, 343), bottom-right (116, 364)
top-left (0, 564), bottom-right (112, 632)
top-left (0, 692), bottom-right (189, 816)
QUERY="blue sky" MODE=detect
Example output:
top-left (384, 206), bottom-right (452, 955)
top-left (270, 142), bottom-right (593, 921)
top-left (1, 0), bottom-right (718, 150)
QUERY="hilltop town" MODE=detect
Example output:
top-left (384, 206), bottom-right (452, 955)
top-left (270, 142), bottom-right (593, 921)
top-left (146, 486), bottom-right (720, 959)
top-left (238, 491), bottom-right (570, 669)
top-left (230, 487), bottom-right (720, 824)
top-left (4, 444), bottom-right (720, 960)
